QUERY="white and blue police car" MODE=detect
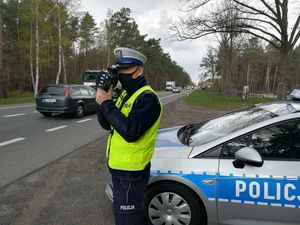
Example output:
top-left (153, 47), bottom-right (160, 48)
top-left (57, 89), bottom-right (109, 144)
top-left (106, 90), bottom-right (300, 225)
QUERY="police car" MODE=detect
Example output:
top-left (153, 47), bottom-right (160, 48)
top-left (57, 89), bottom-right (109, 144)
top-left (106, 90), bottom-right (300, 225)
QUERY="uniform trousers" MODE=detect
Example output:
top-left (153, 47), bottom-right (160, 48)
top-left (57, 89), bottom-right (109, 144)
top-left (110, 164), bottom-right (150, 225)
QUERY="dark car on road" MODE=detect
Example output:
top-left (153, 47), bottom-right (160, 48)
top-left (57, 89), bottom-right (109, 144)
top-left (36, 84), bottom-right (97, 118)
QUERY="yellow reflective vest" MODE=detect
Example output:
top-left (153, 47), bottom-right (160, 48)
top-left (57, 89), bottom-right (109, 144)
top-left (106, 85), bottom-right (162, 171)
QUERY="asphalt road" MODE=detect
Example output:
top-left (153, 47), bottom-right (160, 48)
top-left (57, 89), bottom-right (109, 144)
top-left (0, 89), bottom-right (193, 187)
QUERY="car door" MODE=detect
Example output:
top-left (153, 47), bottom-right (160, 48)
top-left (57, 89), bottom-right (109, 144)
top-left (217, 119), bottom-right (300, 225)
top-left (87, 86), bottom-right (97, 112)
top-left (79, 86), bottom-right (91, 112)
top-left (70, 86), bottom-right (81, 110)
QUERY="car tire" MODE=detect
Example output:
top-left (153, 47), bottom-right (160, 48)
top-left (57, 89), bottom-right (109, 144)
top-left (145, 182), bottom-right (205, 225)
top-left (75, 105), bottom-right (85, 118)
top-left (41, 112), bottom-right (52, 117)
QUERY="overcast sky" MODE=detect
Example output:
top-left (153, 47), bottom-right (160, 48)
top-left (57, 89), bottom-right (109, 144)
top-left (80, 0), bottom-right (217, 83)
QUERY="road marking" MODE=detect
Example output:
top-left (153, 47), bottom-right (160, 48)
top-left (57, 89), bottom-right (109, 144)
top-left (45, 125), bottom-right (68, 132)
top-left (77, 118), bottom-right (92, 123)
top-left (159, 90), bottom-right (191, 99)
top-left (4, 113), bottom-right (26, 118)
top-left (0, 138), bottom-right (26, 147)
top-left (33, 111), bottom-right (39, 113)
top-left (160, 93), bottom-right (181, 100)
top-left (0, 104), bottom-right (35, 110)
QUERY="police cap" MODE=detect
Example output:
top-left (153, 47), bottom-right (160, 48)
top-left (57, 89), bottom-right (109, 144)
top-left (114, 47), bottom-right (147, 68)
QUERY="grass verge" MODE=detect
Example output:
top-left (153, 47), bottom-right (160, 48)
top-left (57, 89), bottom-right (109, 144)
top-left (0, 91), bottom-right (35, 106)
top-left (184, 90), bottom-right (273, 111)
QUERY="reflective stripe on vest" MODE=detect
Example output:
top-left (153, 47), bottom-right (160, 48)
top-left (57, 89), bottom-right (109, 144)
top-left (106, 85), bottom-right (162, 171)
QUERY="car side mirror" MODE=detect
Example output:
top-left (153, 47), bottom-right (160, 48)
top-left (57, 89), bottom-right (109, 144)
top-left (233, 147), bottom-right (263, 169)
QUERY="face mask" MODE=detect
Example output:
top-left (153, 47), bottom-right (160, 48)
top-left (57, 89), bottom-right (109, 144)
top-left (118, 68), bottom-right (139, 89)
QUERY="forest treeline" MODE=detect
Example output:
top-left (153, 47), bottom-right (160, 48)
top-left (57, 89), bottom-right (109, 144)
top-left (0, 1), bottom-right (192, 97)
top-left (200, 37), bottom-right (300, 95)
top-left (174, 0), bottom-right (300, 98)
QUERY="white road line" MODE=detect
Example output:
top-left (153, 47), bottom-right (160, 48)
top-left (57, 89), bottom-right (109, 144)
top-left (77, 118), bottom-right (92, 123)
top-left (159, 91), bottom-right (191, 100)
top-left (160, 93), bottom-right (181, 100)
top-left (0, 138), bottom-right (26, 147)
top-left (45, 125), bottom-right (68, 132)
top-left (4, 113), bottom-right (26, 118)
top-left (0, 104), bottom-right (35, 110)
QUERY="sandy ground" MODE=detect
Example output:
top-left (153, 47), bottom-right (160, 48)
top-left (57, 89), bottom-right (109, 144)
top-left (0, 99), bottom-right (222, 225)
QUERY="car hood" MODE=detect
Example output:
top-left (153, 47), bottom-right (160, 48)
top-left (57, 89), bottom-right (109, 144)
top-left (153, 126), bottom-right (193, 159)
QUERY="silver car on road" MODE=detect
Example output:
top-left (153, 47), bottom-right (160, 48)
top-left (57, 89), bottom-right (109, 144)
top-left (106, 91), bottom-right (300, 225)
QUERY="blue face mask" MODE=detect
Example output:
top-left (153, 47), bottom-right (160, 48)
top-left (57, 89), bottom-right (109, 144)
top-left (118, 68), bottom-right (139, 89)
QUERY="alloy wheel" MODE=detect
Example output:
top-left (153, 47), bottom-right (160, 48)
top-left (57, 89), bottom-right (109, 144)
top-left (148, 192), bottom-right (192, 225)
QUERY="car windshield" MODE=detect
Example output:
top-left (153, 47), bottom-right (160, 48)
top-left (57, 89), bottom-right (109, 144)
top-left (39, 86), bottom-right (65, 96)
top-left (181, 106), bottom-right (278, 146)
top-left (83, 73), bottom-right (98, 82)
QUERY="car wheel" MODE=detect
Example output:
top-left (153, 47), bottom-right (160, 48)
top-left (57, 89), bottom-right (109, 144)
top-left (145, 182), bottom-right (205, 225)
top-left (75, 105), bottom-right (84, 118)
top-left (41, 112), bottom-right (52, 117)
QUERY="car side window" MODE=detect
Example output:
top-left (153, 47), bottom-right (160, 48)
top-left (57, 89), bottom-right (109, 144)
top-left (249, 120), bottom-right (300, 160)
top-left (198, 145), bottom-right (223, 158)
top-left (222, 136), bottom-right (249, 158)
top-left (80, 87), bottom-right (90, 96)
top-left (71, 87), bottom-right (80, 96)
top-left (87, 87), bottom-right (96, 96)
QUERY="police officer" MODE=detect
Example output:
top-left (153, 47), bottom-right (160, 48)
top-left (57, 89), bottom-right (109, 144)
top-left (96, 47), bottom-right (162, 225)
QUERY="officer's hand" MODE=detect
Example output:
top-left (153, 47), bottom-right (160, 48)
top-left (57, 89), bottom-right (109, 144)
top-left (96, 86), bottom-right (113, 105)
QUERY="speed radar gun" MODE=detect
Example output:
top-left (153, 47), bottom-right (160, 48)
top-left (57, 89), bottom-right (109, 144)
top-left (95, 66), bottom-right (119, 91)
top-left (96, 47), bottom-right (147, 92)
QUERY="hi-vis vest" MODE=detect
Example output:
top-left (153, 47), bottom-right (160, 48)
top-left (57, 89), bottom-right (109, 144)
top-left (106, 85), bottom-right (162, 171)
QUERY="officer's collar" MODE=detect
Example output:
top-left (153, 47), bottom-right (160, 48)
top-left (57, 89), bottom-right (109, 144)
top-left (123, 75), bottom-right (147, 95)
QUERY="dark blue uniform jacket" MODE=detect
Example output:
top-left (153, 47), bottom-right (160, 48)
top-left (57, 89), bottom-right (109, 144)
top-left (97, 75), bottom-right (161, 180)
